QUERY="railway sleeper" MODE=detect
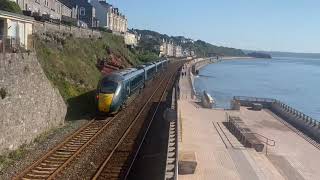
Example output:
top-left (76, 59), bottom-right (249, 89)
top-left (65, 143), bottom-right (84, 147)
top-left (58, 147), bottom-right (78, 152)
top-left (30, 169), bottom-right (52, 175)
top-left (43, 159), bottom-right (64, 165)
top-left (34, 166), bottom-right (57, 171)
top-left (25, 173), bottom-right (49, 178)
top-left (40, 162), bottom-right (61, 167)
top-left (48, 156), bottom-right (68, 161)
top-left (51, 153), bottom-right (71, 158)
top-left (55, 150), bottom-right (74, 155)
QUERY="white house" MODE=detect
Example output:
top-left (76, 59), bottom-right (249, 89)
top-left (0, 10), bottom-right (34, 52)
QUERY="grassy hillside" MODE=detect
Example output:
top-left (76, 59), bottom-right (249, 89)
top-left (34, 32), bottom-right (147, 120)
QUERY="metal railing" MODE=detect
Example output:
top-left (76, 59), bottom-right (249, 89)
top-left (226, 114), bottom-right (276, 155)
top-left (273, 100), bottom-right (320, 127)
top-left (233, 96), bottom-right (319, 126)
top-left (233, 96), bottom-right (276, 103)
top-left (246, 132), bottom-right (275, 155)
top-left (0, 35), bottom-right (26, 53)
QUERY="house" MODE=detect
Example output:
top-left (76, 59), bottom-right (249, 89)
top-left (12, 0), bottom-right (73, 21)
top-left (60, 0), bottom-right (99, 28)
top-left (0, 10), bottom-right (34, 52)
top-left (174, 45), bottom-right (183, 57)
top-left (90, 0), bottom-right (127, 33)
top-left (90, 0), bottom-right (111, 28)
top-left (107, 7), bottom-right (127, 33)
top-left (124, 30), bottom-right (140, 47)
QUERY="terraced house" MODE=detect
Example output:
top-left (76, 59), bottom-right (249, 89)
top-left (90, 0), bottom-right (127, 33)
top-left (60, 0), bottom-right (99, 28)
top-left (11, 0), bottom-right (74, 21)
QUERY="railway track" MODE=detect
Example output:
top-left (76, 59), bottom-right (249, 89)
top-left (14, 62), bottom-right (182, 180)
top-left (14, 117), bottom-right (119, 180)
top-left (92, 69), bottom-right (176, 179)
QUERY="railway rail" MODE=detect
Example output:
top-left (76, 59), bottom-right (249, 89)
top-left (14, 117), bottom-right (118, 180)
top-left (92, 67), bottom-right (177, 179)
top-left (14, 62), bottom-right (182, 180)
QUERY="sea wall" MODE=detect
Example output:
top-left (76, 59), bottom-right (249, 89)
top-left (0, 53), bottom-right (66, 153)
top-left (270, 102), bottom-right (320, 141)
top-left (233, 96), bottom-right (320, 142)
top-left (188, 58), bottom-right (217, 99)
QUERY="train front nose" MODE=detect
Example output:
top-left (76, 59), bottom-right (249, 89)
top-left (98, 94), bottom-right (114, 113)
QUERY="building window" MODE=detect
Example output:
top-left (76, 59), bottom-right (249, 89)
top-left (44, 0), bottom-right (49, 7)
top-left (80, 7), bottom-right (85, 16)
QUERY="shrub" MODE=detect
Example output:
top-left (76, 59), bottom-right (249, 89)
top-left (0, 87), bottom-right (7, 99)
top-left (0, 0), bottom-right (22, 14)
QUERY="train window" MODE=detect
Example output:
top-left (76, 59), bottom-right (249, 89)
top-left (100, 81), bottom-right (118, 93)
top-left (130, 74), bottom-right (143, 90)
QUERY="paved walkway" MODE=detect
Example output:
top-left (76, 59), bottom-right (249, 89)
top-left (177, 59), bottom-right (320, 180)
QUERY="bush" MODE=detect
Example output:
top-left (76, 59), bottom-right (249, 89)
top-left (0, 0), bottom-right (22, 14)
top-left (0, 87), bottom-right (7, 99)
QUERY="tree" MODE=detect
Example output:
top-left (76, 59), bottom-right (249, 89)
top-left (0, 0), bottom-right (22, 14)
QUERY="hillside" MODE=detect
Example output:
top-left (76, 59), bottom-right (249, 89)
top-left (135, 29), bottom-right (246, 57)
top-left (34, 32), bottom-right (153, 120)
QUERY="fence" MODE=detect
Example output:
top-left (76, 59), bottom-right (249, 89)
top-left (33, 21), bottom-right (101, 38)
top-left (0, 35), bottom-right (26, 53)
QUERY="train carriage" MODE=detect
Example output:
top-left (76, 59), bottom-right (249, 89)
top-left (96, 59), bottom-right (169, 114)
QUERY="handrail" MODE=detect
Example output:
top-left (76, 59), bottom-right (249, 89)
top-left (245, 132), bottom-right (275, 155)
top-left (227, 114), bottom-right (276, 155)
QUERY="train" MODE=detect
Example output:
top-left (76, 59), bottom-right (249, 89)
top-left (96, 59), bottom-right (169, 114)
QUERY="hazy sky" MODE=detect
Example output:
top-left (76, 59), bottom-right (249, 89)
top-left (108, 0), bottom-right (320, 53)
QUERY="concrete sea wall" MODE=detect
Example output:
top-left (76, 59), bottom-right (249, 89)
top-left (0, 53), bottom-right (66, 153)
top-left (234, 96), bottom-right (320, 142)
top-left (270, 102), bottom-right (320, 141)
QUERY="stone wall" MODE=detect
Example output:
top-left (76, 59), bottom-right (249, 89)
top-left (33, 22), bottom-right (102, 38)
top-left (0, 53), bottom-right (66, 153)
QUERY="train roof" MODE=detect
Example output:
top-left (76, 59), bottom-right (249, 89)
top-left (102, 68), bottom-right (144, 82)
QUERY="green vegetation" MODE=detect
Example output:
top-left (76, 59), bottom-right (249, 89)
top-left (0, 144), bottom-right (27, 171)
top-left (0, 0), bottom-right (22, 14)
top-left (135, 29), bottom-right (246, 57)
top-left (0, 87), bottom-right (7, 99)
top-left (35, 32), bottom-right (157, 120)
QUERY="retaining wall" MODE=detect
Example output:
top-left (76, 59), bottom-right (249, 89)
top-left (0, 53), bottom-right (66, 153)
top-left (33, 22), bottom-right (101, 38)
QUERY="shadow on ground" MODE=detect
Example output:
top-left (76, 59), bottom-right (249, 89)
top-left (66, 90), bottom-right (96, 121)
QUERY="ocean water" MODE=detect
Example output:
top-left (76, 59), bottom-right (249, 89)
top-left (194, 57), bottom-right (320, 120)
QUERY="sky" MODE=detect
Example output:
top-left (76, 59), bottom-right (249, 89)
top-left (108, 0), bottom-right (320, 53)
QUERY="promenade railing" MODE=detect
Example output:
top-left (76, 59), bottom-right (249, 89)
top-left (233, 96), bottom-right (319, 126)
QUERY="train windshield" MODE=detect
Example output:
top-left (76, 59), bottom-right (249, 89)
top-left (100, 81), bottom-right (118, 93)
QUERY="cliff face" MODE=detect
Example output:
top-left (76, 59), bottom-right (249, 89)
top-left (0, 53), bottom-right (66, 153)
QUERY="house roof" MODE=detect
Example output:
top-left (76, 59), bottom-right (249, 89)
top-left (0, 10), bottom-right (34, 23)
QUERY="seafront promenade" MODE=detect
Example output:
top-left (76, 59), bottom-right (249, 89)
top-left (177, 58), bottom-right (320, 180)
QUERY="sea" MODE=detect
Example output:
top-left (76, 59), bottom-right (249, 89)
top-left (194, 57), bottom-right (320, 120)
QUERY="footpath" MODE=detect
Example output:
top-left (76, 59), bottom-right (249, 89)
top-left (177, 58), bottom-right (320, 180)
